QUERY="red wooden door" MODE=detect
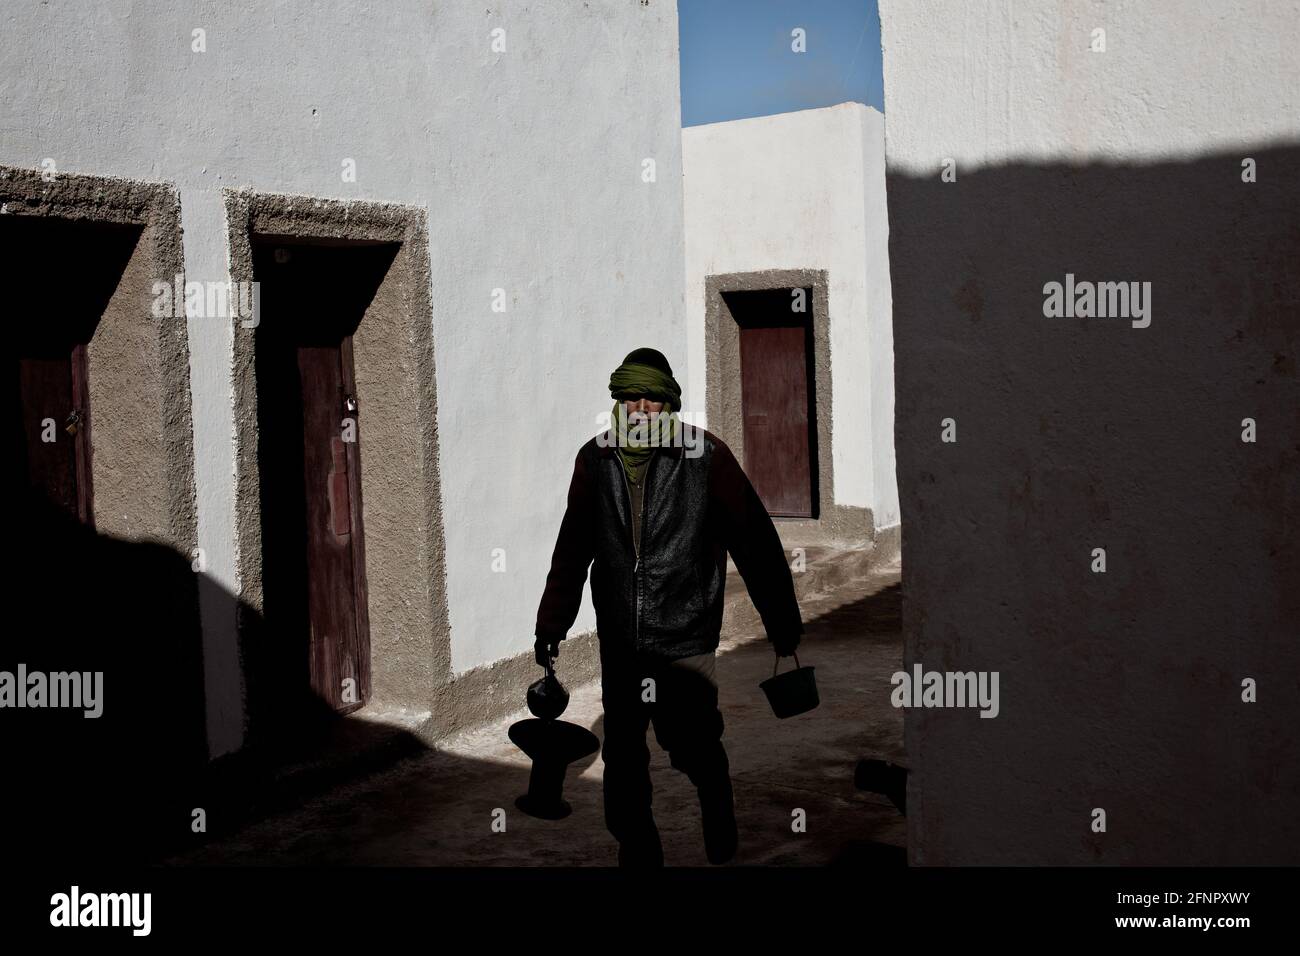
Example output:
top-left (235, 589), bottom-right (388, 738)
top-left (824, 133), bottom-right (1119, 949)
top-left (16, 342), bottom-right (94, 526)
top-left (737, 294), bottom-right (815, 517)
top-left (296, 335), bottom-right (369, 713)
top-left (4, 215), bottom-right (129, 528)
top-left (254, 242), bottom-right (373, 717)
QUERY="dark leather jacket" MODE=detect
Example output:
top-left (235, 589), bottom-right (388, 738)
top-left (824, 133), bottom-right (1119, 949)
top-left (535, 422), bottom-right (804, 660)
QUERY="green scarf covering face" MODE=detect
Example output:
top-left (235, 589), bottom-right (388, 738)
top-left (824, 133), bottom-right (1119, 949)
top-left (609, 360), bottom-right (682, 485)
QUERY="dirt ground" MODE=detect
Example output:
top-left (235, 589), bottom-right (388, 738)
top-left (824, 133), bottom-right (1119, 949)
top-left (166, 559), bottom-right (905, 867)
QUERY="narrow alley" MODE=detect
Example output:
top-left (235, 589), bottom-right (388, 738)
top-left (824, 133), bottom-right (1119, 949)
top-left (167, 559), bottom-right (905, 866)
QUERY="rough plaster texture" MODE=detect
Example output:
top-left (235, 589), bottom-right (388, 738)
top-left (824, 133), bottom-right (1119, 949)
top-left (703, 269), bottom-right (870, 547)
top-left (1, 1), bottom-right (686, 756)
top-left (880, 0), bottom-right (1300, 864)
top-left (0, 165), bottom-right (199, 577)
top-left (683, 103), bottom-right (899, 537)
top-left (225, 190), bottom-right (452, 727)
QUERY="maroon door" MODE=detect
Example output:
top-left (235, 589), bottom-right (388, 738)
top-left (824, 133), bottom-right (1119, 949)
top-left (7, 215), bottom-right (138, 527)
top-left (296, 334), bottom-right (369, 713)
top-left (735, 289), bottom-right (816, 517)
top-left (16, 342), bottom-right (94, 526)
top-left (254, 241), bottom-right (381, 717)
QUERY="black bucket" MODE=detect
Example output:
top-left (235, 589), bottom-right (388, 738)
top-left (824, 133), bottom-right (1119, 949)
top-left (759, 651), bottom-right (819, 718)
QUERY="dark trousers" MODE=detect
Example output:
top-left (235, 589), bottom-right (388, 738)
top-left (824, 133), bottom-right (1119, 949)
top-left (598, 638), bottom-right (732, 856)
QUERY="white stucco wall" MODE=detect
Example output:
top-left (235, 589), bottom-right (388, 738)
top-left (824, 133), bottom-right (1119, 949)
top-left (1, 0), bottom-right (685, 755)
top-left (682, 102), bottom-right (898, 529)
top-left (860, 106), bottom-right (899, 529)
top-left (879, 0), bottom-right (1300, 172)
top-left (879, 0), bottom-right (1300, 864)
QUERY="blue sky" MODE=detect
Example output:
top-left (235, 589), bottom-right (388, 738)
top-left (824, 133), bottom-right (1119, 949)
top-left (678, 0), bottom-right (883, 127)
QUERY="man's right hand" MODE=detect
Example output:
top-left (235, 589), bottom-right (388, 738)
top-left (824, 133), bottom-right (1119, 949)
top-left (534, 637), bottom-right (560, 668)
top-left (771, 632), bottom-right (801, 657)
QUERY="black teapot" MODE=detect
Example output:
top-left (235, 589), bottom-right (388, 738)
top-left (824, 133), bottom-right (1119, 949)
top-left (510, 659), bottom-right (597, 820)
top-left (526, 666), bottom-right (570, 721)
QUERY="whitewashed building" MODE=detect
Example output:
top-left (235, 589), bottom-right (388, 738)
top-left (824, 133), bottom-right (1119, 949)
top-left (682, 102), bottom-right (899, 555)
top-left (1, 0), bottom-right (687, 759)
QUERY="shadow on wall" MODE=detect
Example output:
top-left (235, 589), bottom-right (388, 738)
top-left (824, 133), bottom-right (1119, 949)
top-left (4, 488), bottom-right (210, 862)
top-left (2, 487), bottom-right (427, 865)
top-left (3, 483), bottom-right (910, 866)
top-left (888, 145), bottom-right (1300, 864)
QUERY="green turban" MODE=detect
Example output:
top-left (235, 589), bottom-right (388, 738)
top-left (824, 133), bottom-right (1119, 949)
top-left (608, 348), bottom-right (682, 484)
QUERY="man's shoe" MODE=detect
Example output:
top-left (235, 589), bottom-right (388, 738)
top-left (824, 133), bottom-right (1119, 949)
top-left (700, 781), bottom-right (738, 865)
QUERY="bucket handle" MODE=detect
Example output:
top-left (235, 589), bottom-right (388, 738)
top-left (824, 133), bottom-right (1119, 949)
top-left (772, 650), bottom-right (802, 677)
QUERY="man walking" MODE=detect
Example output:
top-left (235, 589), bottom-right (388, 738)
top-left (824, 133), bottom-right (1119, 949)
top-left (534, 347), bottom-right (803, 866)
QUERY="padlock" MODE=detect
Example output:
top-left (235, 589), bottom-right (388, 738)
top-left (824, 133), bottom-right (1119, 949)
top-left (64, 409), bottom-right (82, 436)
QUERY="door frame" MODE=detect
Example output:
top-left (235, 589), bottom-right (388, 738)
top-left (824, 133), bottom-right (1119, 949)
top-left (0, 165), bottom-right (198, 551)
top-left (704, 268), bottom-right (870, 546)
top-left (226, 188), bottom-right (451, 724)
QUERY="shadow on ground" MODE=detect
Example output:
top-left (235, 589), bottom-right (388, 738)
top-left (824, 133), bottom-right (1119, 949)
top-left (163, 573), bottom-right (906, 867)
top-left (5, 484), bottom-right (905, 866)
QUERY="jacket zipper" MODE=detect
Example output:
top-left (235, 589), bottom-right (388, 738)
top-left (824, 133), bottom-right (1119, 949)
top-left (620, 456), bottom-right (652, 649)
top-left (619, 462), bottom-right (639, 647)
